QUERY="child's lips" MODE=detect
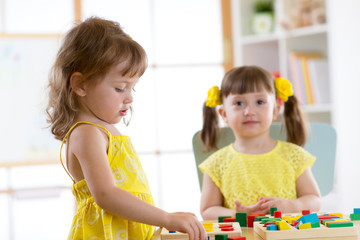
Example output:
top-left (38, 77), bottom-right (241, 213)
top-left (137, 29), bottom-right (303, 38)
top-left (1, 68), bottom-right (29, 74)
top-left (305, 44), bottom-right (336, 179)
top-left (243, 120), bottom-right (258, 125)
top-left (120, 109), bottom-right (128, 116)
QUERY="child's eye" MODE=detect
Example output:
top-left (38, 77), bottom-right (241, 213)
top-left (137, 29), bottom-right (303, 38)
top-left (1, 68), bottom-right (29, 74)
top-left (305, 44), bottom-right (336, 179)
top-left (235, 101), bottom-right (244, 106)
top-left (115, 88), bottom-right (125, 92)
top-left (257, 99), bottom-right (265, 105)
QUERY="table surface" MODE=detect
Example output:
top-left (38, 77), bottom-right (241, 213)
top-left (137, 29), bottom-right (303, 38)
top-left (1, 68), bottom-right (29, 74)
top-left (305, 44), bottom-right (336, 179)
top-left (152, 225), bottom-right (360, 240)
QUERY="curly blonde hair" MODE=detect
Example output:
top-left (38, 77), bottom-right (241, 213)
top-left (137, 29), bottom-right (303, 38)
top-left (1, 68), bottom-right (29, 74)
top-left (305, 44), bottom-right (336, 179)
top-left (46, 17), bottom-right (147, 140)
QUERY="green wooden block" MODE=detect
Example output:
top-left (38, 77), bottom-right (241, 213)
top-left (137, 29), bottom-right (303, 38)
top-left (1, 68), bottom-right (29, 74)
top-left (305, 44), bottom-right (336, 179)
top-left (327, 222), bottom-right (354, 228)
top-left (311, 222), bottom-right (320, 228)
top-left (236, 212), bottom-right (247, 227)
top-left (270, 207), bottom-right (278, 216)
top-left (350, 213), bottom-right (360, 221)
top-left (255, 216), bottom-right (268, 222)
top-left (218, 216), bottom-right (231, 223)
top-left (215, 234), bottom-right (228, 240)
top-left (262, 218), bottom-right (281, 224)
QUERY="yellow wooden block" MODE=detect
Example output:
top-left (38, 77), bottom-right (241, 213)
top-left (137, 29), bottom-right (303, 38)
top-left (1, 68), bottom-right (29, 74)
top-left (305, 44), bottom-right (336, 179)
top-left (333, 219), bottom-right (349, 222)
top-left (299, 222), bottom-right (312, 229)
top-left (202, 222), bottom-right (213, 226)
top-left (282, 216), bottom-right (291, 223)
top-left (276, 221), bottom-right (291, 230)
top-left (296, 215), bottom-right (303, 220)
top-left (329, 213), bottom-right (343, 218)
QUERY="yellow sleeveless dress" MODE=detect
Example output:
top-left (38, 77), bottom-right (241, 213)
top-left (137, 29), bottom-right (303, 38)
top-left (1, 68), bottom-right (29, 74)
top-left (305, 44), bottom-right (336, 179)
top-left (60, 122), bottom-right (155, 240)
top-left (199, 141), bottom-right (315, 208)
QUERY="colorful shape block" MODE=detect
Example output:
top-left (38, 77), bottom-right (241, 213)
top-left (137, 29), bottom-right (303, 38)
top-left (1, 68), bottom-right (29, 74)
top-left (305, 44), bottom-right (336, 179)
top-left (350, 213), bottom-right (360, 221)
top-left (297, 213), bottom-right (319, 224)
top-left (247, 215), bottom-right (256, 228)
top-left (270, 207), bottom-right (277, 216)
top-left (219, 216), bottom-right (232, 223)
top-left (274, 211), bottom-right (282, 218)
top-left (327, 222), bottom-right (354, 228)
top-left (266, 224), bottom-right (278, 231)
top-left (302, 210), bottom-right (311, 215)
top-left (236, 212), bottom-right (247, 227)
top-left (227, 237), bottom-right (246, 240)
top-left (276, 221), bottom-right (291, 230)
top-left (215, 234), bottom-right (228, 240)
top-left (311, 222), bottom-right (320, 228)
top-left (223, 217), bottom-right (236, 222)
top-left (298, 222), bottom-right (312, 229)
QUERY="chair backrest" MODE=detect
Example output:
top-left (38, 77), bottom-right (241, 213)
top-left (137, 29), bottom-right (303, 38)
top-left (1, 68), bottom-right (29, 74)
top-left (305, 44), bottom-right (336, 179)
top-left (192, 122), bottom-right (337, 196)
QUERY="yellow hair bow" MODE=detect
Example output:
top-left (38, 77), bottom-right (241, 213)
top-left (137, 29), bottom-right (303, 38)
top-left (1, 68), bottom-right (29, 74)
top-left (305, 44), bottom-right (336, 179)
top-left (275, 77), bottom-right (293, 102)
top-left (206, 86), bottom-right (221, 108)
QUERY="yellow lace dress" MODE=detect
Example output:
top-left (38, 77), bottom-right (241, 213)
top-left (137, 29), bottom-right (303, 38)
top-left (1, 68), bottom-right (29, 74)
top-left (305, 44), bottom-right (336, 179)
top-left (199, 141), bottom-right (315, 209)
top-left (60, 122), bottom-right (155, 240)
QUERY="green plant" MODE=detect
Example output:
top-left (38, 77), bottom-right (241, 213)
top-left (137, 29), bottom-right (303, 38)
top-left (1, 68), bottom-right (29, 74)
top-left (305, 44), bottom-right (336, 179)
top-left (254, 0), bottom-right (274, 13)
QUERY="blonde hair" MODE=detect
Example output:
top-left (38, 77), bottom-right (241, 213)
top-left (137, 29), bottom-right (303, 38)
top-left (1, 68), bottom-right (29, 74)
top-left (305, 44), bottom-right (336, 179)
top-left (201, 65), bottom-right (307, 151)
top-left (46, 17), bottom-right (147, 140)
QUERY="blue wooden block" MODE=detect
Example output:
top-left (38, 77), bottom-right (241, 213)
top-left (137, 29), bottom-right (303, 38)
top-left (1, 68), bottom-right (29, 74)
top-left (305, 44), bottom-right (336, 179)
top-left (169, 230), bottom-right (176, 233)
top-left (354, 208), bottom-right (360, 214)
top-left (267, 224), bottom-right (278, 231)
top-left (297, 213), bottom-right (319, 224)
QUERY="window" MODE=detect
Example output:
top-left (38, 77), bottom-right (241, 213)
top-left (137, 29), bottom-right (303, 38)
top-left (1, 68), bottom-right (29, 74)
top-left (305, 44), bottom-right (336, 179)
top-left (0, 1), bottom-right (224, 239)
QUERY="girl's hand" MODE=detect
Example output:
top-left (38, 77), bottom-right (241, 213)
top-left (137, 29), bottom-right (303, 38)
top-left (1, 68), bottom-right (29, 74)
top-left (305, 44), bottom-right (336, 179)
top-left (258, 197), bottom-right (289, 213)
top-left (164, 212), bottom-right (207, 240)
top-left (234, 199), bottom-right (267, 215)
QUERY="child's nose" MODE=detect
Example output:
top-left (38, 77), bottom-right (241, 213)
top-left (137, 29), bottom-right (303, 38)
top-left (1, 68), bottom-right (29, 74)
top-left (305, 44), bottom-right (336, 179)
top-left (124, 92), bottom-right (133, 104)
top-left (244, 105), bottom-right (255, 115)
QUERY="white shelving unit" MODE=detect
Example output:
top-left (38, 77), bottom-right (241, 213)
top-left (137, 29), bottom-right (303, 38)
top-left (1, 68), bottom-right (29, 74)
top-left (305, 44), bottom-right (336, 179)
top-left (231, 0), bottom-right (332, 123)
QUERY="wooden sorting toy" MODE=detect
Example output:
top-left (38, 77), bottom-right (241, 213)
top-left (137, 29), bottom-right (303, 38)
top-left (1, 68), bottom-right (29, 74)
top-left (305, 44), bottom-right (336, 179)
top-left (161, 222), bottom-right (242, 240)
top-left (253, 212), bottom-right (358, 240)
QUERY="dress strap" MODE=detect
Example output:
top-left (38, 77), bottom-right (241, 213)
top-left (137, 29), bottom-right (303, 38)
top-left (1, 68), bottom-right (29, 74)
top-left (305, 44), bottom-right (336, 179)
top-left (60, 121), bottom-right (112, 183)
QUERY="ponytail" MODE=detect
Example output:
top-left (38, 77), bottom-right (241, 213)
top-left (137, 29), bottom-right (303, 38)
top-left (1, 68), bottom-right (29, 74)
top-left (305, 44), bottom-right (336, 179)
top-left (283, 95), bottom-right (307, 146)
top-left (200, 102), bottom-right (220, 152)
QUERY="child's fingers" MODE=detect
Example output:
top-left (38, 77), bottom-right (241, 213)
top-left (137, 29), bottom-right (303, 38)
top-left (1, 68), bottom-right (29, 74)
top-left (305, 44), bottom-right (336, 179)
top-left (234, 200), bottom-right (244, 212)
top-left (197, 219), bottom-right (207, 240)
top-left (187, 225), bottom-right (194, 240)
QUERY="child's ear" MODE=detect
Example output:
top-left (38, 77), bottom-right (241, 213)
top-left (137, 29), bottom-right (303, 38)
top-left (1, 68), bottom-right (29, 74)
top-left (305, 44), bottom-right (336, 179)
top-left (70, 72), bottom-right (87, 97)
top-left (273, 101), bottom-right (281, 121)
top-left (218, 106), bottom-right (228, 124)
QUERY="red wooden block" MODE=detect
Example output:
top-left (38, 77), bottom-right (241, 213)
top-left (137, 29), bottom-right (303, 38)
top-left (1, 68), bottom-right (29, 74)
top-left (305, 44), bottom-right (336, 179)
top-left (291, 220), bottom-right (299, 226)
top-left (228, 237), bottom-right (246, 240)
top-left (219, 224), bottom-right (233, 228)
top-left (250, 213), bottom-right (266, 217)
top-left (274, 211), bottom-right (282, 218)
top-left (302, 210), bottom-right (311, 215)
top-left (223, 217), bottom-right (236, 222)
top-left (247, 215), bottom-right (255, 228)
top-left (264, 222), bottom-right (277, 227)
top-left (318, 215), bottom-right (340, 220)
top-left (221, 227), bottom-right (235, 231)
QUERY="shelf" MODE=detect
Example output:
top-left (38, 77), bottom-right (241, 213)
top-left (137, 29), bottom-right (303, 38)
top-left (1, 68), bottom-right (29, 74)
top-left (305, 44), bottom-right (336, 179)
top-left (239, 24), bottom-right (328, 45)
top-left (284, 24), bottom-right (328, 39)
top-left (240, 33), bottom-right (278, 45)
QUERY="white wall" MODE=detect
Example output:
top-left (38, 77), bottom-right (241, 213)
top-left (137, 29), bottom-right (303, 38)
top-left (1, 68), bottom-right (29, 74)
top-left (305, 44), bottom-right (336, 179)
top-left (328, 0), bottom-right (360, 213)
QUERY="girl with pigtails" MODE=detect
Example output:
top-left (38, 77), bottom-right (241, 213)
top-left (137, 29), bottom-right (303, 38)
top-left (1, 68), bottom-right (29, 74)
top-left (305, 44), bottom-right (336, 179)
top-left (199, 65), bottom-right (321, 220)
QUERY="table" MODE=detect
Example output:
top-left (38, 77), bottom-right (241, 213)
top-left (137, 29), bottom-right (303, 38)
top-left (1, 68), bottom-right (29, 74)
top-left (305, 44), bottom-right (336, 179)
top-left (152, 224), bottom-right (360, 240)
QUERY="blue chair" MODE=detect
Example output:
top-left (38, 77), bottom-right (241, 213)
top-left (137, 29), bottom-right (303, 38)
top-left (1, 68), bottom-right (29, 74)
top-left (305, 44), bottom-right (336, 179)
top-left (192, 123), bottom-right (337, 196)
